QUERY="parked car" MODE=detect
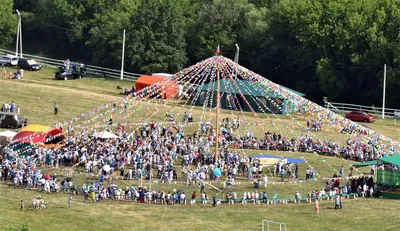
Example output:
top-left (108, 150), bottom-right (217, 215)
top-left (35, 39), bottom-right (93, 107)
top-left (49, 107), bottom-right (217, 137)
top-left (55, 66), bottom-right (84, 80)
top-left (345, 111), bottom-right (376, 123)
top-left (394, 111), bottom-right (400, 119)
top-left (0, 112), bottom-right (26, 129)
top-left (0, 54), bottom-right (19, 66)
top-left (18, 58), bottom-right (41, 71)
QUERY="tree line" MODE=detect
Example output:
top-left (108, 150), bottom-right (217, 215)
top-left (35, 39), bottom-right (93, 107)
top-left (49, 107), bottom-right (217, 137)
top-left (2, 0), bottom-right (400, 108)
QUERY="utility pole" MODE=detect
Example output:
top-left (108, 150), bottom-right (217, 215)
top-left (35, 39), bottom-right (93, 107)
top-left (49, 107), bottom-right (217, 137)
top-left (13, 9), bottom-right (22, 57)
top-left (234, 43), bottom-right (240, 63)
top-left (120, 29), bottom-right (126, 80)
top-left (382, 64), bottom-right (386, 119)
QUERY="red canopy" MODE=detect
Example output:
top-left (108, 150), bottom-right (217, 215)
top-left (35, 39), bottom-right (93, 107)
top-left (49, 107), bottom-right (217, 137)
top-left (12, 125), bottom-right (64, 144)
top-left (135, 75), bottom-right (177, 99)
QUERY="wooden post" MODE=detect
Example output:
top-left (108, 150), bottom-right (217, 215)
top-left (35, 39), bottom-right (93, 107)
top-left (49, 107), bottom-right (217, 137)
top-left (215, 65), bottom-right (220, 160)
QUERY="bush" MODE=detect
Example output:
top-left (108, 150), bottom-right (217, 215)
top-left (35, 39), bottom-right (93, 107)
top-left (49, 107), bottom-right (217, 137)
top-left (5, 223), bottom-right (34, 231)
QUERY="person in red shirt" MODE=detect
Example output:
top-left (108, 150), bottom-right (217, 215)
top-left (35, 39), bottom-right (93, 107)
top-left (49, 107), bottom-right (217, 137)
top-left (191, 192), bottom-right (196, 205)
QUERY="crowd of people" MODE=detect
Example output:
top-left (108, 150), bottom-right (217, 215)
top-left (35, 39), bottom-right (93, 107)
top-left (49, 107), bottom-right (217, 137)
top-left (1, 111), bottom-right (394, 184)
top-left (216, 117), bottom-right (391, 162)
top-left (1, 101), bottom-right (20, 114)
top-left (0, 105), bottom-right (397, 209)
top-left (62, 59), bottom-right (86, 75)
top-left (2, 64), bottom-right (24, 80)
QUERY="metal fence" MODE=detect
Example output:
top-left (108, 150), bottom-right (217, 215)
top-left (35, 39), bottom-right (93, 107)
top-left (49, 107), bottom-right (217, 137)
top-left (324, 101), bottom-right (400, 119)
top-left (0, 48), bottom-right (141, 81)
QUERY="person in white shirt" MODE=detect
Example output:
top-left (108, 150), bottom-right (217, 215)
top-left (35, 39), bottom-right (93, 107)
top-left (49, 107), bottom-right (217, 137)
top-left (180, 192), bottom-right (186, 205)
top-left (255, 191), bottom-right (260, 204)
top-left (128, 169), bottom-right (133, 180)
top-left (147, 191), bottom-right (152, 204)
top-left (362, 184), bottom-right (368, 197)
top-left (242, 192), bottom-right (247, 205)
top-left (263, 174), bottom-right (268, 188)
top-left (178, 85), bottom-right (183, 97)
top-left (295, 191), bottom-right (301, 204)
top-left (369, 186), bottom-right (374, 198)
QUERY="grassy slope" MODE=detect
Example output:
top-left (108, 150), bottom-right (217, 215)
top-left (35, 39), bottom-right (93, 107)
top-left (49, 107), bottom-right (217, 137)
top-left (1, 67), bottom-right (400, 230)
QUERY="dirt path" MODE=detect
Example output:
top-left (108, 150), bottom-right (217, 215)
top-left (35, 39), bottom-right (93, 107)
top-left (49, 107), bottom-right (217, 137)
top-left (0, 79), bottom-right (120, 101)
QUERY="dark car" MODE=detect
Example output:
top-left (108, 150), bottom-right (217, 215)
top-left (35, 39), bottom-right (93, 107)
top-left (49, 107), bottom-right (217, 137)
top-left (55, 66), bottom-right (84, 80)
top-left (345, 111), bottom-right (376, 123)
top-left (0, 112), bottom-right (26, 129)
top-left (18, 58), bottom-right (41, 71)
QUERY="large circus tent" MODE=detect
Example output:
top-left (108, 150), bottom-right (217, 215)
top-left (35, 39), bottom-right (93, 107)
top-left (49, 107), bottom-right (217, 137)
top-left (3, 52), bottom-right (400, 192)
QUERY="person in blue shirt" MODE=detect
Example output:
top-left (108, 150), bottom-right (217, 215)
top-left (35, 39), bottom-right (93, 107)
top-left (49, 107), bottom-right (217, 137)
top-left (280, 168), bottom-right (285, 182)
top-left (99, 173), bottom-right (105, 183)
top-left (262, 192), bottom-right (268, 203)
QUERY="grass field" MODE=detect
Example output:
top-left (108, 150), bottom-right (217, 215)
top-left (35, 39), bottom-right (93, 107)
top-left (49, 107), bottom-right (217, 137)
top-left (1, 182), bottom-right (400, 231)
top-left (1, 67), bottom-right (400, 231)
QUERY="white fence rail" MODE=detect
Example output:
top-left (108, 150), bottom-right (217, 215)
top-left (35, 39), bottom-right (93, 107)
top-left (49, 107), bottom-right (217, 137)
top-left (0, 48), bottom-right (141, 81)
top-left (325, 101), bottom-right (400, 119)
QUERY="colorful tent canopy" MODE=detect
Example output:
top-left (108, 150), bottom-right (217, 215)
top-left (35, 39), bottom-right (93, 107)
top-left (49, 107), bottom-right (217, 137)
top-left (12, 124), bottom-right (64, 144)
top-left (251, 154), bottom-right (305, 166)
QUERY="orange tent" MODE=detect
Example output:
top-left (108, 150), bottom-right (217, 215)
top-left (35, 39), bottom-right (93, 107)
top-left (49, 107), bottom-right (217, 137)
top-left (135, 75), bottom-right (177, 99)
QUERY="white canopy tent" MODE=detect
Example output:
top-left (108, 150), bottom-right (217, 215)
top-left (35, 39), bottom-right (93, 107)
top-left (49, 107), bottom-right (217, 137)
top-left (0, 130), bottom-right (17, 145)
top-left (93, 131), bottom-right (119, 139)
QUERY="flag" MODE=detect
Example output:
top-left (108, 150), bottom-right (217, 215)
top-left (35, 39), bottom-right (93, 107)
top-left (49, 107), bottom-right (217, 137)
top-left (216, 45), bottom-right (220, 55)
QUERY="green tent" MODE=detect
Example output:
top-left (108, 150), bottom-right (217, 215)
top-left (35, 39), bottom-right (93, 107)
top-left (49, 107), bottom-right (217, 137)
top-left (353, 154), bottom-right (400, 168)
top-left (378, 155), bottom-right (400, 165)
top-left (195, 79), bottom-right (305, 114)
top-left (198, 79), bottom-right (306, 98)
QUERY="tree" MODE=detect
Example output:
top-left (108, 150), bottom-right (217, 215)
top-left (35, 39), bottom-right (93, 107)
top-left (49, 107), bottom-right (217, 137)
top-left (0, 0), bottom-right (17, 49)
top-left (86, 0), bottom-right (138, 68)
top-left (126, 0), bottom-right (188, 73)
top-left (187, 0), bottom-right (257, 60)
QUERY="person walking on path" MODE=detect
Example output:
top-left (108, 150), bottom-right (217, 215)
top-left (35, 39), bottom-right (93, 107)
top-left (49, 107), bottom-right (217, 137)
top-left (315, 198), bottom-right (319, 215)
top-left (68, 194), bottom-right (72, 208)
top-left (54, 102), bottom-right (59, 115)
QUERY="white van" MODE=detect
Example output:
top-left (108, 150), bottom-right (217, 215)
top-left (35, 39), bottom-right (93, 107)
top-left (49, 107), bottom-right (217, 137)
top-left (0, 55), bottom-right (19, 66)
